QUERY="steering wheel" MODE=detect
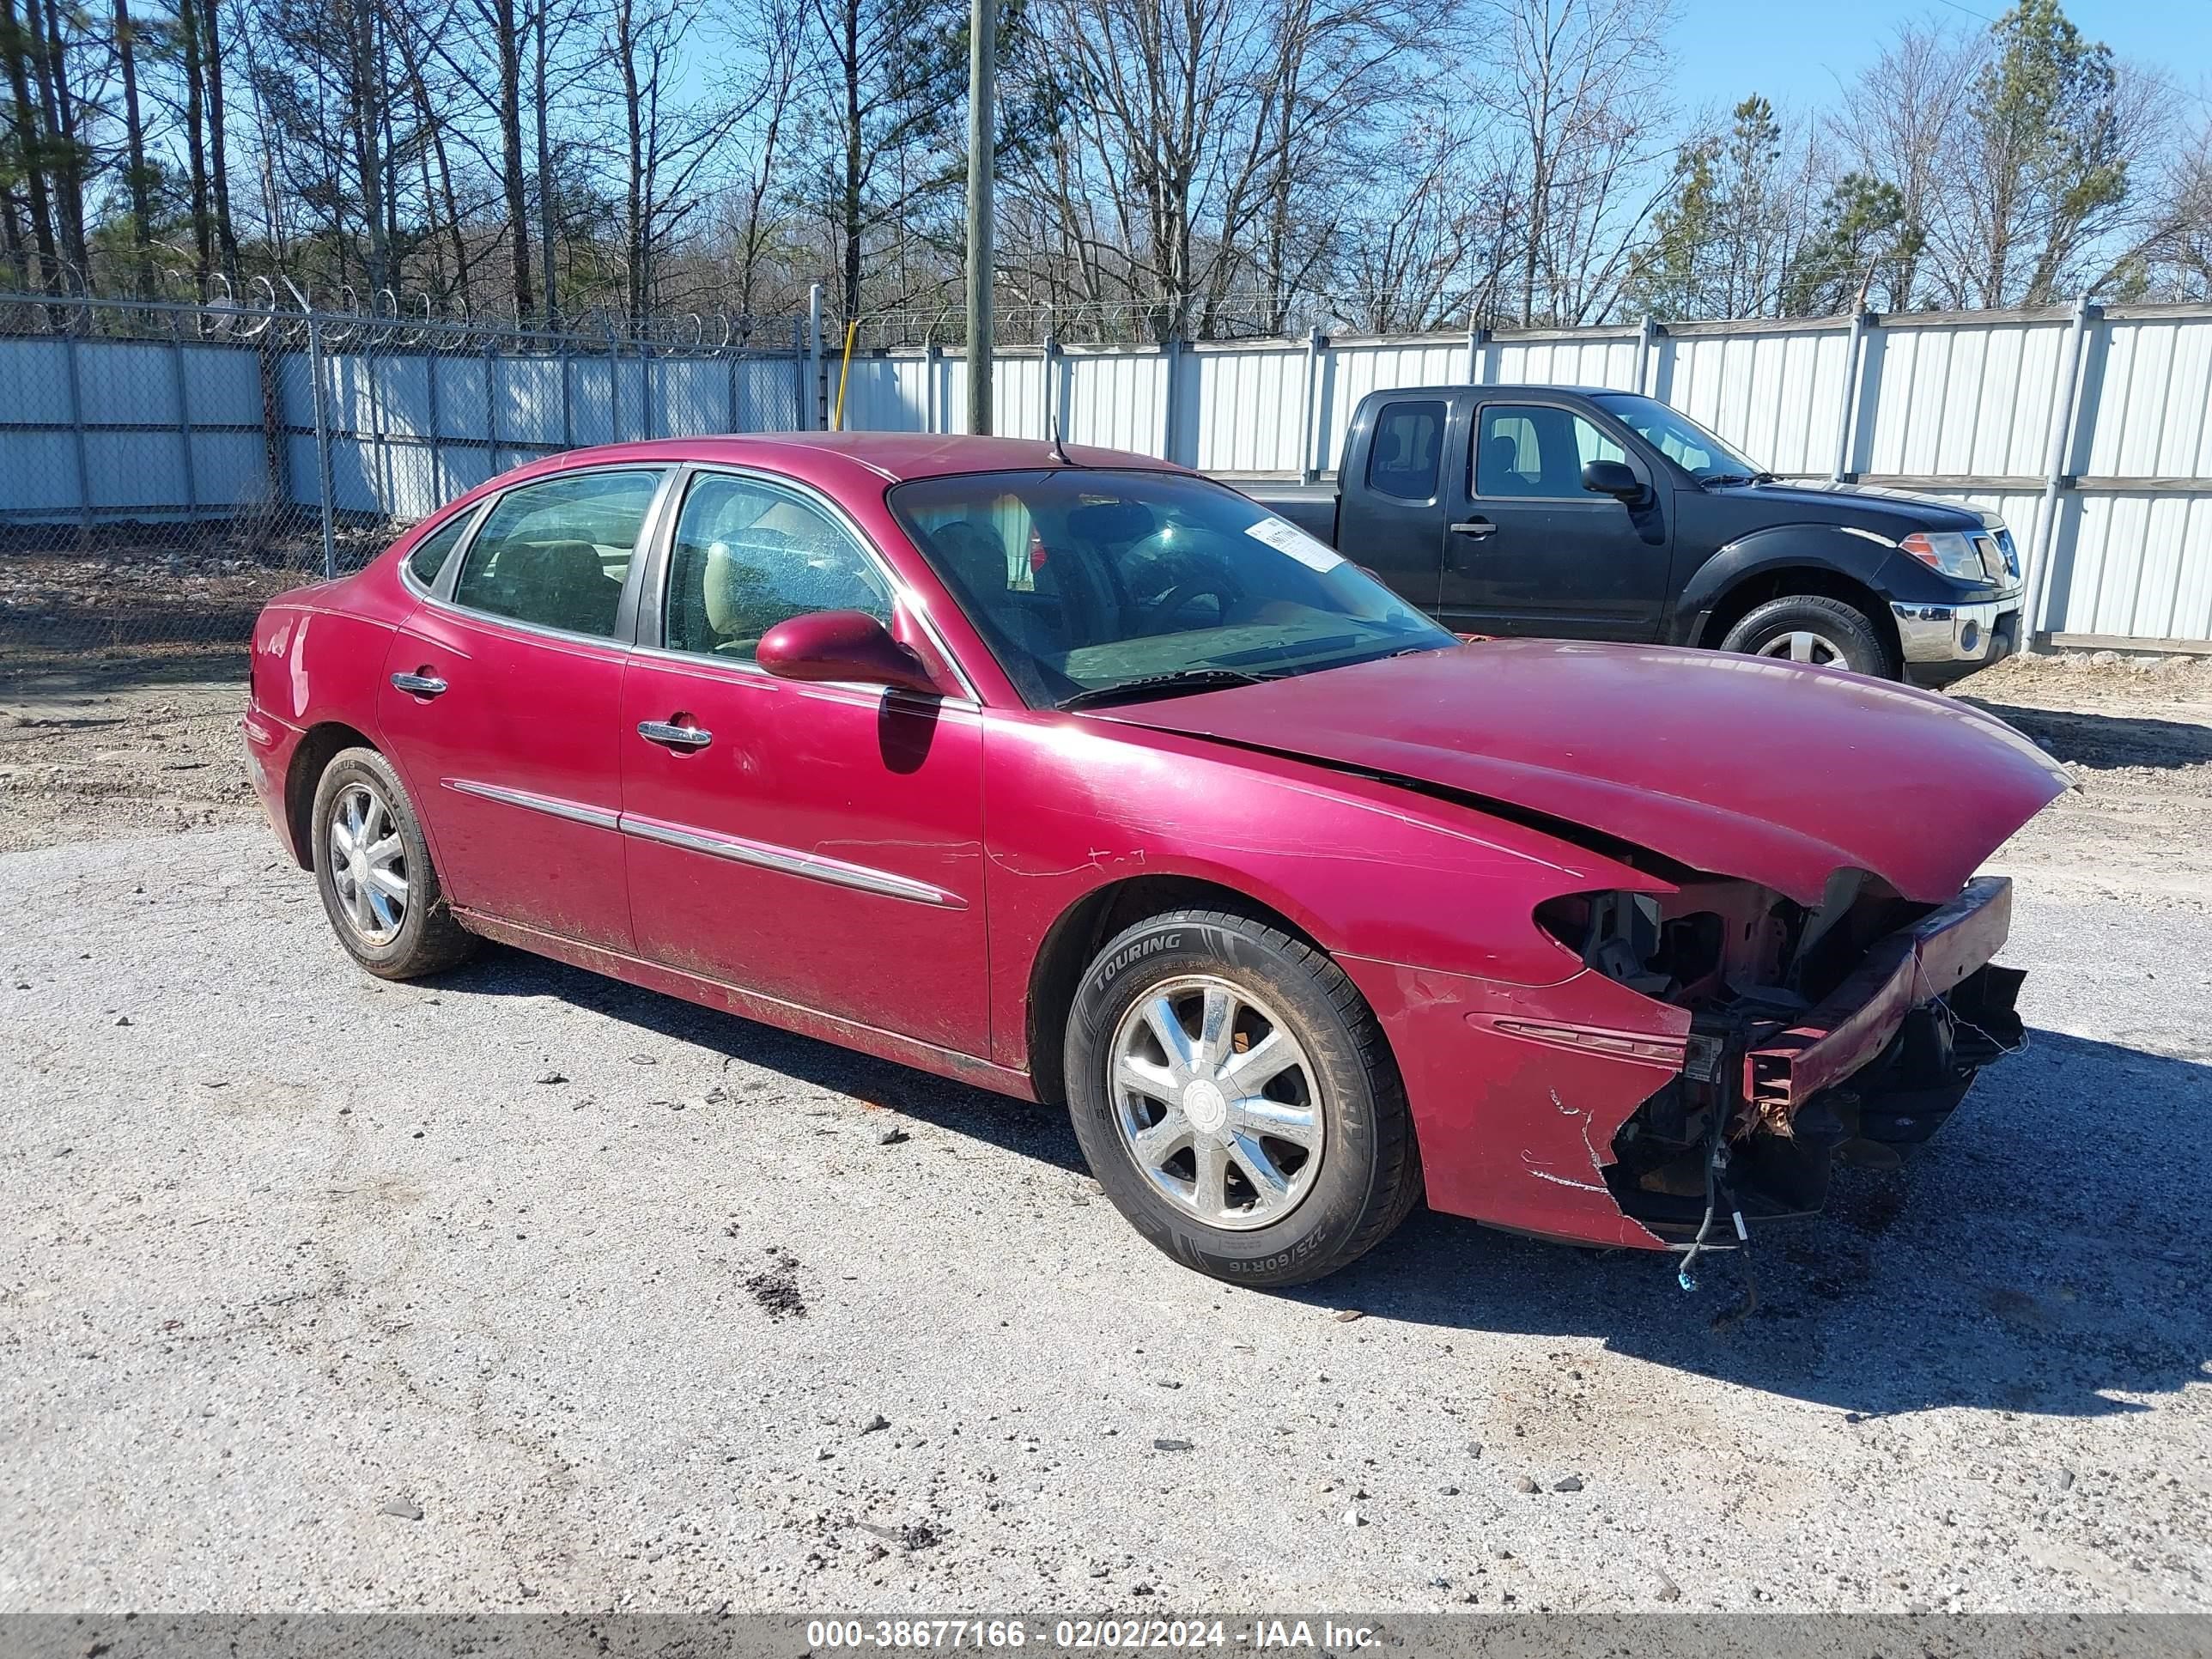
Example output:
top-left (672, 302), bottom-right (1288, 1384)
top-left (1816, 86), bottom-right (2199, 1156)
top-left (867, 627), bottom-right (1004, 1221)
top-left (1137, 579), bottom-right (1238, 631)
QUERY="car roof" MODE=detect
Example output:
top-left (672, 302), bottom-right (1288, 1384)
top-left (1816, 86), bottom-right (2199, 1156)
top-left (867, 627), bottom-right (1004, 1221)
top-left (518, 431), bottom-right (1191, 486)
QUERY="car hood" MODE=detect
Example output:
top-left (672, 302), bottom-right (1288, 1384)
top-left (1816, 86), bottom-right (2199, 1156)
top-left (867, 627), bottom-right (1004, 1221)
top-left (1094, 640), bottom-right (2069, 905)
top-left (1706, 478), bottom-right (1992, 532)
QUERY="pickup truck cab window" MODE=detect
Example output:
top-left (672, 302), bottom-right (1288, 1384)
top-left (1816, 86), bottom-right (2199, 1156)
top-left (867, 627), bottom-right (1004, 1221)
top-left (1475, 404), bottom-right (1627, 499)
top-left (449, 468), bottom-right (663, 639)
top-left (1367, 399), bottom-right (1446, 501)
top-left (662, 471), bottom-right (894, 659)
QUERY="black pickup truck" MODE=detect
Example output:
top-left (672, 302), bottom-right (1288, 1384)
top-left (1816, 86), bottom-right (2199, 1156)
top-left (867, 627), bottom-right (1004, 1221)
top-left (1243, 385), bottom-right (2026, 684)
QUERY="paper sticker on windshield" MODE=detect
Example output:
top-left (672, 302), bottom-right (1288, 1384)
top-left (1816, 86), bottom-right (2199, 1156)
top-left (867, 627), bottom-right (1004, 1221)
top-left (1245, 516), bottom-right (1345, 573)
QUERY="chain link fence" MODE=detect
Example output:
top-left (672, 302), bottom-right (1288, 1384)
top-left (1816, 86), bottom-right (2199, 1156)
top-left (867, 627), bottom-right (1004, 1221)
top-left (0, 294), bottom-right (808, 678)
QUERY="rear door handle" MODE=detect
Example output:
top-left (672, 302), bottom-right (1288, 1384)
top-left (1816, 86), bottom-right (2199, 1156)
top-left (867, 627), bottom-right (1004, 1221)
top-left (390, 672), bottom-right (448, 697)
top-left (1449, 519), bottom-right (1498, 539)
top-left (637, 720), bottom-right (713, 750)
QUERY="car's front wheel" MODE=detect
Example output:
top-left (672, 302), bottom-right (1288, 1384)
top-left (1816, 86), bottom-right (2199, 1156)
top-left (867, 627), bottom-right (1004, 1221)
top-left (1721, 593), bottom-right (1895, 678)
top-left (310, 746), bottom-right (477, 980)
top-left (1064, 908), bottom-right (1421, 1286)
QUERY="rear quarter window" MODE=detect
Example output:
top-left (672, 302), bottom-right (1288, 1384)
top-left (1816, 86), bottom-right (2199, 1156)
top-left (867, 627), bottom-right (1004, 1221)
top-left (403, 510), bottom-right (475, 590)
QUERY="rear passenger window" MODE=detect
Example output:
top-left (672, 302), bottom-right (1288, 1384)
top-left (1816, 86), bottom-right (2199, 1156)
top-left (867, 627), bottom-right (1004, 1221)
top-left (403, 508), bottom-right (475, 590)
top-left (450, 470), bottom-right (661, 639)
top-left (662, 473), bottom-right (893, 659)
top-left (1366, 400), bottom-right (1445, 501)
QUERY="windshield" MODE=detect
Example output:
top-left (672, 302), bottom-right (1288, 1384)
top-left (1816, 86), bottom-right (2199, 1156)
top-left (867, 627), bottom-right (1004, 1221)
top-left (1591, 393), bottom-right (1765, 482)
top-left (888, 469), bottom-right (1454, 709)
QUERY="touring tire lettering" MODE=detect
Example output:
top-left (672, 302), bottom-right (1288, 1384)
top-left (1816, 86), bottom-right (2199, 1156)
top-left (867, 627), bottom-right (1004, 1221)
top-left (1097, 932), bottom-right (1183, 991)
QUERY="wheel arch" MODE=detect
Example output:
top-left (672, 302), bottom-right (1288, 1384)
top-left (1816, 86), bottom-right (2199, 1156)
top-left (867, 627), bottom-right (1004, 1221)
top-left (283, 721), bottom-right (379, 869)
top-left (1698, 562), bottom-right (1902, 671)
top-left (1024, 875), bottom-right (1332, 1107)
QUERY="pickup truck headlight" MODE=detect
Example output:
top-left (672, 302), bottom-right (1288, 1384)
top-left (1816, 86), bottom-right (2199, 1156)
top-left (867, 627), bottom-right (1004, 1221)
top-left (1899, 531), bottom-right (1989, 581)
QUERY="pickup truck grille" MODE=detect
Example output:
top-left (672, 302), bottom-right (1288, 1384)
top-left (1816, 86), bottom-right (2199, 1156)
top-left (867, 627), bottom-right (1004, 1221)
top-left (1981, 528), bottom-right (2021, 582)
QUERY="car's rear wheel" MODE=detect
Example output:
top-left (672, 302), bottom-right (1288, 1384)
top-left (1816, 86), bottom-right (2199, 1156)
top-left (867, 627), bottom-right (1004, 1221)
top-left (1064, 908), bottom-right (1421, 1287)
top-left (311, 746), bottom-right (476, 980)
top-left (1722, 594), bottom-right (1894, 678)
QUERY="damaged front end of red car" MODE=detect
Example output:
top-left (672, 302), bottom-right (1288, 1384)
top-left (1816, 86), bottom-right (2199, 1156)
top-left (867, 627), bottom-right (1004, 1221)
top-left (1534, 870), bottom-right (2027, 1246)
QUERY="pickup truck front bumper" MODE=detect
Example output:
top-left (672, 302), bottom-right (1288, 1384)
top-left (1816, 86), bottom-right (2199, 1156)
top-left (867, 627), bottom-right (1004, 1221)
top-left (1893, 589), bottom-right (2023, 682)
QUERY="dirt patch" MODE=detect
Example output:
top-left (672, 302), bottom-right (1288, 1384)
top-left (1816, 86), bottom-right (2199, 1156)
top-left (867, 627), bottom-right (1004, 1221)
top-left (743, 1247), bottom-right (810, 1320)
top-left (0, 661), bottom-right (258, 854)
top-left (0, 525), bottom-right (356, 662)
top-left (0, 527), bottom-right (397, 852)
top-left (1953, 652), bottom-right (2212, 909)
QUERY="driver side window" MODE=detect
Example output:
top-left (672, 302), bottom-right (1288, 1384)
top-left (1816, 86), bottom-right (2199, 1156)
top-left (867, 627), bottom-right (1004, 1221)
top-left (663, 473), bottom-right (894, 660)
top-left (1475, 405), bottom-right (1626, 499)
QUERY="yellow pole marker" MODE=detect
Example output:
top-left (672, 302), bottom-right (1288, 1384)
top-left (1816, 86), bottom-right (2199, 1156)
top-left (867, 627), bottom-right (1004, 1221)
top-left (832, 319), bottom-right (860, 431)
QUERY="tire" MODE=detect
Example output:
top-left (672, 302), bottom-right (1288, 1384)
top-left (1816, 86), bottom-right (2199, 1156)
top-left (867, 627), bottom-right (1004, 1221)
top-left (310, 745), bottom-right (477, 980)
top-left (1720, 593), bottom-right (1895, 678)
top-left (1063, 908), bottom-right (1422, 1287)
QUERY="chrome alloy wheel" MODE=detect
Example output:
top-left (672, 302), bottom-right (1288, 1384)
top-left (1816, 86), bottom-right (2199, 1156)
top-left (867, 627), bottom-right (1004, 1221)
top-left (1756, 629), bottom-right (1846, 665)
top-left (1107, 975), bottom-right (1325, 1231)
top-left (327, 781), bottom-right (409, 945)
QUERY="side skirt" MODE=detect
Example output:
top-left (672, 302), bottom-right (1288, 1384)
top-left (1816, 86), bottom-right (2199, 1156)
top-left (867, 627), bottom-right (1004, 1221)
top-left (451, 908), bottom-right (1040, 1103)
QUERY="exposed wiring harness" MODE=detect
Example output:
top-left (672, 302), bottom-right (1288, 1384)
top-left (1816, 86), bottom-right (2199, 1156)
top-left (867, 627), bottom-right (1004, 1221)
top-left (1674, 1107), bottom-right (1729, 1293)
top-left (1674, 1101), bottom-right (1759, 1329)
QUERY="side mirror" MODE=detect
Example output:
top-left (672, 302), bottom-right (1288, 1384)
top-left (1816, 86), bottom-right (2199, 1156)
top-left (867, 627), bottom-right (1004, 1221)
top-left (1582, 459), bottom-right (1644, 502)
top-left (757, 610), bottom-right (945, 697)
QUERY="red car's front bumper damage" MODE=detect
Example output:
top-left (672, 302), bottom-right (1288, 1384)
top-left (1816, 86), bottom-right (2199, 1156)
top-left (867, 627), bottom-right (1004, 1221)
top-left (1344, 876), bottom-right (2027, 1250)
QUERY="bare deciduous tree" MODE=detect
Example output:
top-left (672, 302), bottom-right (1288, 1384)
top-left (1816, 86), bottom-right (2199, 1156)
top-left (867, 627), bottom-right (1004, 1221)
top-left (1830, 19), bottom-right (1970, 310)
top-left (1473, 0), bottom-right (1675, 325)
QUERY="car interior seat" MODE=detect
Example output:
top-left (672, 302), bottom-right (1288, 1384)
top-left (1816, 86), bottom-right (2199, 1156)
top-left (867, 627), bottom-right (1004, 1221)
top-left (520, 539), bottom-right (619, 635)
top-left (1486, 434), bottom-right (1533, 495)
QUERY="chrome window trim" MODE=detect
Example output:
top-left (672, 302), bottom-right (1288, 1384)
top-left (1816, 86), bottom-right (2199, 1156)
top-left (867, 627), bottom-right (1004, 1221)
top-left (653, 461), bottom-right (983, 703)
top-left (623, 811), bottom-right (968, 908)
top-left (411, 465), bottom-right (680, 651)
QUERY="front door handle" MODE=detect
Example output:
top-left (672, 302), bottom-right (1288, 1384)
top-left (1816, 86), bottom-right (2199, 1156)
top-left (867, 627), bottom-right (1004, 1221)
top-left (390, 671), bottom-right (448, 697)
top-left (1449, 519), bottom-right (1498, 539)
top-left (637, 719), bottom-right (713, 750)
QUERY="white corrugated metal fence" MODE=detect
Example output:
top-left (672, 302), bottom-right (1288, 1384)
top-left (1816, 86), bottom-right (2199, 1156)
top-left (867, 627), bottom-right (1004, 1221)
top-left (4, 296), bottom-right (2209, 647)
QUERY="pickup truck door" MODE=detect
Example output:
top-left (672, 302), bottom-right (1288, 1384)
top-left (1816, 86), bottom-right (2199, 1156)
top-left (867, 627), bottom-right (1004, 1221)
top-left (1330, 395), bottom-right (1450, 611)
top-left (1436, 398), bottom-right (1668, 641)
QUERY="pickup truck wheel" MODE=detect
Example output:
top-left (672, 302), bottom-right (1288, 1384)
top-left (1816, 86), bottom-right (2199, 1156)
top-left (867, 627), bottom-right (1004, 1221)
top-left (1063, 909), bottom-right (1421, 1287)
top-left (311, 746), bottom-right (477, 981)
top-left (1722, 594), bottom-right (1894, 678)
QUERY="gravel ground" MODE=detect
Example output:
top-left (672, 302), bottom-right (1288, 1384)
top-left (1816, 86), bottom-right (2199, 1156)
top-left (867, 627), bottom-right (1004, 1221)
top-left (1, 653), bottom-right (2208, 1613)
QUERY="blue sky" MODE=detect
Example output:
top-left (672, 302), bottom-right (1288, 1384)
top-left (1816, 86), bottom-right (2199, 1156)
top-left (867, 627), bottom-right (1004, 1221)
top-left (1667, 0), bottom-right (2212, 122)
